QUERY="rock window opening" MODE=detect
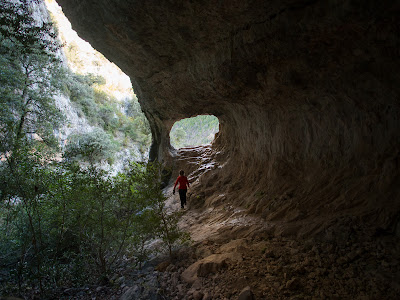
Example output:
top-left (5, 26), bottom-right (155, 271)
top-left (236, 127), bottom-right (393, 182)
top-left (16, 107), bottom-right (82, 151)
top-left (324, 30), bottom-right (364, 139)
top-left (170, 115), bottom-right (219, 149)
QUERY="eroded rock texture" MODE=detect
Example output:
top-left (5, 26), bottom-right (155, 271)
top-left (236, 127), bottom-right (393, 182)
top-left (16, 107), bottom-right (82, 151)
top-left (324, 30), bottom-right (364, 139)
top-left (57, 0), bottom-right (400, 236)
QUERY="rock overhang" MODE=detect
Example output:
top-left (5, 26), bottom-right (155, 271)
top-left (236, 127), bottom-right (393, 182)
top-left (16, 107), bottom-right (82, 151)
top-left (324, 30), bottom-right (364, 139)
top-left (57, 0), bottom-right (400, 236)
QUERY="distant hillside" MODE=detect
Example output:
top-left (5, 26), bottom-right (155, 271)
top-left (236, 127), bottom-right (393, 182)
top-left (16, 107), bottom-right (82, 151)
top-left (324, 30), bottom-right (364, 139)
top-left (170, 115), bottom-right (219, 148)
top-left (46, 0), bottom-right (151, 163)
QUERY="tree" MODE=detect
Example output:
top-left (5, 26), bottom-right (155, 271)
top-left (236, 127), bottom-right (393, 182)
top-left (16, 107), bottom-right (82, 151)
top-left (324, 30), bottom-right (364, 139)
top-left (63, 129), bottom-right (117, 165)
top-left (171, 127), bottom-right (186, 148)
top-left (0, 0), bottom-right (64, 162)
top-left (65, 166), bottom-right (139, 279)
top-left (0, 1), bottom-right (64, 292)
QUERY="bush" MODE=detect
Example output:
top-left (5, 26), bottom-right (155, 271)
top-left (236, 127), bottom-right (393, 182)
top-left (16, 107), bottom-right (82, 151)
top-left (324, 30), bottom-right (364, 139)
top-left (0, 1), bottom-right (155, 297)
top-left (129, 162), bottom-right (190, 258)
top-left (63, 129), bottom-right (118, 165)
top-left (0, 159), bottom-right (190, 297)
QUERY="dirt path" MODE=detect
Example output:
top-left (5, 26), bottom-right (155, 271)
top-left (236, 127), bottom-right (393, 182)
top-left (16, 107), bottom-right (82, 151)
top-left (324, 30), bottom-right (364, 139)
top-left (157, 146), bottom-right (400, 299)
top-left (160, 187), bottom-right (400, 300)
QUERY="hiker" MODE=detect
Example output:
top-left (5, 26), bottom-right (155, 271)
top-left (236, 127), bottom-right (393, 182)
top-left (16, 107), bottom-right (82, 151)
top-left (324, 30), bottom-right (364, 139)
top-left (173, 170), bottom-right (190, 209)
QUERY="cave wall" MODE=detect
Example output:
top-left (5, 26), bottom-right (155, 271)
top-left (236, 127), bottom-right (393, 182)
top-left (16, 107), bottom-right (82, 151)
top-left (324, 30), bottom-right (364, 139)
top-left (57, 0), bottom-right (400, 235)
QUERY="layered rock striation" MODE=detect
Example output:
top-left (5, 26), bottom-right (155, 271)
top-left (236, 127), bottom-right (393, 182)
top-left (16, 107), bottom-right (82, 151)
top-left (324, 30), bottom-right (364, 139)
top-left (57, 0), bottom-right (400, 236)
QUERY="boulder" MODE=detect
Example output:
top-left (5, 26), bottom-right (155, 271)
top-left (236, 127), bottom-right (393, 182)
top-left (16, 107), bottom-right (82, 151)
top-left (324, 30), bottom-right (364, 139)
top-left (218, 239), bottom-right (248, 253)
top-left (238, 286), bottom-right (255, 300)
top-left (156, 260), bottom-right (170, 272)
top-left (182, 252), bottom-right (243, 284)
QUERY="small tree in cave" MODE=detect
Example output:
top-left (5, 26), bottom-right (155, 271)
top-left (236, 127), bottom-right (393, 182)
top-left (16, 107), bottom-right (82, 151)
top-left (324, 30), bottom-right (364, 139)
top-left (129, 162), bottom-right (190, 259)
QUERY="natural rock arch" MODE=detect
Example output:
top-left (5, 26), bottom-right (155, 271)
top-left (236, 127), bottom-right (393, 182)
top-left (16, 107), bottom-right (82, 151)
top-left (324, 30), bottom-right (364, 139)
top-left (57, 0), bottom-right (400, 236)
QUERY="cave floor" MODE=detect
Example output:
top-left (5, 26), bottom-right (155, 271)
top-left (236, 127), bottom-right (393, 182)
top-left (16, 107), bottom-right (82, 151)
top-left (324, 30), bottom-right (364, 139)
top-left (157, 182), bottom-right (400, 300)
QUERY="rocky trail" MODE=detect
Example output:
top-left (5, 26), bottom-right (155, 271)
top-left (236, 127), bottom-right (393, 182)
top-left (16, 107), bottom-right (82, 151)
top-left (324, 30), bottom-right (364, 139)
top-left (117, 147), bottom-right (400, 300)
top-left (55, 223), bottom-right (400, 300)
top-left (117, 197), bottom-right (400, 300)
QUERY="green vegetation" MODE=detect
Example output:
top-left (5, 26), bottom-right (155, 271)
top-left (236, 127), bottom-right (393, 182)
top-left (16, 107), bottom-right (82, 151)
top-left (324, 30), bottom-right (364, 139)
top-left (0, 2), bottom-right (187, 298)
top-left (64, 40), bottom-right (84, 70)
top-left (63, 129), bottom-right (118, 165)
top-left (0, 0), bottom-right (64, 159)
top-left (0, 159), bottom-right (189, 297)
top-left (170, 115), bottom-right (219, 148)
top-left (130, 163), bottom-right (190, 258)
top-left (62, 71), bottom-right (151, 159)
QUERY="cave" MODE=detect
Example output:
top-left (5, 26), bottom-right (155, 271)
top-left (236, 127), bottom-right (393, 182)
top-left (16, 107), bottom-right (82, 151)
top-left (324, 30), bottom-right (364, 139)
top-left (56, 0), bottom-right (400, 297)
top-left (57, 0), bottom-right (399, 235)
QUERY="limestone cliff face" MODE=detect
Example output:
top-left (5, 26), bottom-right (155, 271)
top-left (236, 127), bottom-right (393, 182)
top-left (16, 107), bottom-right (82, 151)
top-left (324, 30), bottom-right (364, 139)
top-left (57, 0), bottom-right (400, 237)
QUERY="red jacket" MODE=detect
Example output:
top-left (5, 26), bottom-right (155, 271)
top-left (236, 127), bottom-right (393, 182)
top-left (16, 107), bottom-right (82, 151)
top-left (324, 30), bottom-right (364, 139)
top-left (174, 176), bottom-right (189, 190)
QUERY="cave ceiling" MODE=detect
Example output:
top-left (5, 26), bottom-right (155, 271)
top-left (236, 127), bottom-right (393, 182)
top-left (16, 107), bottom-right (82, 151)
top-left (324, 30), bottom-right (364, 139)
top-left (57, 0), bottom-right (400, 233)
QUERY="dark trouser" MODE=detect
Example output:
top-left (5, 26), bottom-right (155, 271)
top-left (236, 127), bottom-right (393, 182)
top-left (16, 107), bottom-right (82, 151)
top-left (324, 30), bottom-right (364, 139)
top-left (178, 189), bottom-right (187, 208)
